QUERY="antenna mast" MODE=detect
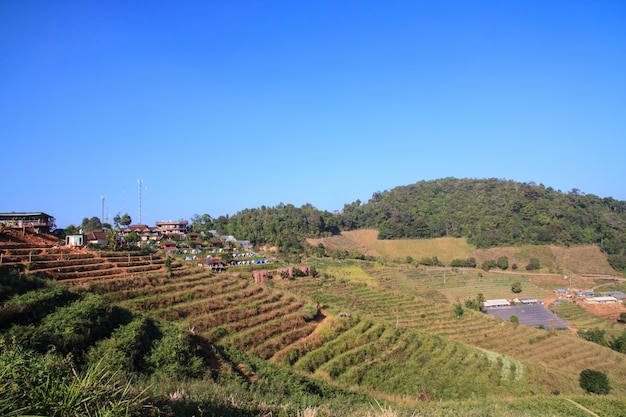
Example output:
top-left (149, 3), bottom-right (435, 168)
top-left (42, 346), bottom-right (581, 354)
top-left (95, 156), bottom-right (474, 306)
top-left (100, 195), bottom-right (106, 224)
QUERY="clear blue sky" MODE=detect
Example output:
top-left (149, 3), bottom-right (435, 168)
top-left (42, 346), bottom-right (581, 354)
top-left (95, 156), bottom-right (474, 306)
top-left (2, 1), bottom-right (625, 228)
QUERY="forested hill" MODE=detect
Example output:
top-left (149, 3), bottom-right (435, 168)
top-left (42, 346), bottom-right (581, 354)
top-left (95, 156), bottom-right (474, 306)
top-left (192, 178), bottom-right (626, 267)
top-left (341, 178), bottom-right (626, 250)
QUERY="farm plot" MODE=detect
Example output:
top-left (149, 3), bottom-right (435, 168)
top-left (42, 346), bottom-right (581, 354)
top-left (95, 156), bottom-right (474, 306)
top-left (82, 266), bottom-right (321, 358)
top-left (292, 318), bottom-right (530, 400)
top-left (484, 304), bottom-right (570, 329)
top-left (279, 269), bottom-right (626, 396)
top-left (554, 301), bottom-right (625, 337)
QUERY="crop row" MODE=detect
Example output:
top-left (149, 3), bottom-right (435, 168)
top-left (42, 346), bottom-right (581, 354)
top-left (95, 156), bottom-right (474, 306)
top-left (120, 277), bottom-right (250, 311)
top-left (155, 285), bottom-right (264, 320)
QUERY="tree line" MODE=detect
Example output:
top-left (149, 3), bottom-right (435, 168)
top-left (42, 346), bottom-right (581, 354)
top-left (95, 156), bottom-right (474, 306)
top-left (192, 178), bottom-right (626, 270)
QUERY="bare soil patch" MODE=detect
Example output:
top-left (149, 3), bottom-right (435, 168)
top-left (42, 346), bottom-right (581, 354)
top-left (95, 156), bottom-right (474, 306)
top-left (581, 302), bottom-right (626, 322)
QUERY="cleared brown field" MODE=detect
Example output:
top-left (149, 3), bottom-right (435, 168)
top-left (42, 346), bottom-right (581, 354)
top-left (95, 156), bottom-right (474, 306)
top-left (311, 230), bottom-right (618, 277)
top-left (309, 229), bottom-right (473, 264)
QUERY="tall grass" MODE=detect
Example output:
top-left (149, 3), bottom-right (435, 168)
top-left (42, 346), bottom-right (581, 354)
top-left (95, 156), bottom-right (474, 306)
top-left (0, 336), bottom-right (147, 417)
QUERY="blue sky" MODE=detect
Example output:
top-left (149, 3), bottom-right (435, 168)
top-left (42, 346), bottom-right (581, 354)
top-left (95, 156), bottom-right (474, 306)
top-left (2, 1), bottom-right (625, 228)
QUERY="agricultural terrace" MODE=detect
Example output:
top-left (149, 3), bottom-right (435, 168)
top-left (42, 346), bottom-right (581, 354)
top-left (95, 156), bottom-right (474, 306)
top-left (277, 259), bottom-right (626, 397)
top-left (75, 264), bottom-right (320, 360)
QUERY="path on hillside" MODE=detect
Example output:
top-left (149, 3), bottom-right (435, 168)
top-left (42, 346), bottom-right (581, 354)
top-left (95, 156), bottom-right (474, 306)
top-left (564, 398), bottom-right (600, 417)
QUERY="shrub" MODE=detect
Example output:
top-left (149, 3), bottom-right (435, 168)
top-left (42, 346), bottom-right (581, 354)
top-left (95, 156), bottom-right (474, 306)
top-left (610, 330), bottom-right (626, 354)
top-left (454, 303), bottom-right (464, 318)
top-left (579, 328), bottom-right (608, 347)
top-left (418, 256), bottom-right (440, 266)
top-left (526, 257), bottom-right (541, 271)
top-left (0, 336), bottom-right (145, 417)
top-left (302, 304), bottom-right (319, 321)
top-left (497, 256), bottom-right (509, 270)
top-left (450, 258), bottom-right (476, 268)
top-left (481, 260), bottom-right (497, 271)
top-left (579, 369), bottom-right (611, 395)
top-left (511, 281), bottom-right (522, 294)
top-left (607, 254), bottom-right (626, 272)
top-left (510, 315), bottom-right (519, 326)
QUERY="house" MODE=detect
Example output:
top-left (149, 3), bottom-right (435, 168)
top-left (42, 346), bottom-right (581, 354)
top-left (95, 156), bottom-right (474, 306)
top-left (483, 299), bottom-right (511, 309)
top-left (155, 220), bottom-right (188, 237)
top-left (0, 212), bottom-right (56, 233)
top-left (161, 240), bottom-right (177, 253)
top-left (513, 297), bottom-right (539, 305)
top-left (584, 296), bottom-right (618, 304)
top-left (237, 240), bottom-right (253, 250)
top-left (599, 291), bottom-right (626, 300)
top-left (120, 224), bottom-right (155, 242)
top-left (65, 234), bottom-right (84, 247)
top-left (198, 257), bottom-right (226, 271)
top-left (253, 270), bottom-right (269, 283)
top-left (85, 231), bottom-right (108, 246)
top-left (576, 290), bottom-right (595, 297)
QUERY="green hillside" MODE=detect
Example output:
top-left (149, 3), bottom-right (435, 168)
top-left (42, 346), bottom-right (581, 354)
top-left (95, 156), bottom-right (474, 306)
top-left (194, 178), bottom-right (626, 273)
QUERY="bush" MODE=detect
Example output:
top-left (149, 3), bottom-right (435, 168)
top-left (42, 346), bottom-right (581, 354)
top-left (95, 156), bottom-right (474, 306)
top-left (302, 304), bottom-right (319, 321)
top-left (450, 258), bottom-right (476, 268)
top-left (511, 281), bottom-right (522, 294)
top-left (526, 257), bottom-right (541, 271)
top-left (579, 369), bottom-right (611, 395)
top-left (579, 328), bottom-right (608, 347)
top-left (607, 254), bottom-right (626, 272)
top-left (497, 256), bottom-right (509, 270)
top-left (481, 260), bottom-right (497, 271)
top-left (454, 303), bottom-right (464, 318)
top-left (0, 336), bottom-right (145, 417)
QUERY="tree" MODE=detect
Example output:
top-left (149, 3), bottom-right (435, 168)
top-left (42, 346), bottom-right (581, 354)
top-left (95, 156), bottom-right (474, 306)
top-left (120, 213), bottom-right (132, 227)
top-left (124, 232), bottom-right (139, 246)
top-left (113, 213), bottom-right (121, 229)
top-left (106, 229), bottom-right (118, 247)
top-left (511, 281), bottom-right (522, 294)
top-left (497, 256), bottom-right (509, 270)
top-left (81, 217), bottom-right (102, 233)
top-left (526, 257), bottom-right (541, 271)
top-left (510, 315), bottom-right (519, 326)
top-left (609, 330), bottom-right (626, 354)
top-left (579, 369), bottom-right (611, 395)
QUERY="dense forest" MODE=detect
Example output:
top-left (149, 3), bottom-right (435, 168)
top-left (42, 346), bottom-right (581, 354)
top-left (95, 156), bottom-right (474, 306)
top-left (192, 178), bottom-right (626, 271)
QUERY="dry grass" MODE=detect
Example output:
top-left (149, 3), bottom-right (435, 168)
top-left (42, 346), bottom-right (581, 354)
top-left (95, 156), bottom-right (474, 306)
top-left (314, 230), bottom-right (617, 277)
top-left (341, 230), bottom-right (473, 264)
top-left (325, 265), bottom-right (379, 287)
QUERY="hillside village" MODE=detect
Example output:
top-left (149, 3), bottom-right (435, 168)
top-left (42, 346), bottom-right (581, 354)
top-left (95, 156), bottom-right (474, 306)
top-left (0, 211), bottom-right (311, 282)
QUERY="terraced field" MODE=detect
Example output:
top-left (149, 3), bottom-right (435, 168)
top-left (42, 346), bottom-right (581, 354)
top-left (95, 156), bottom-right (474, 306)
top-left (4, 233), bottom-right (626, 406)
top-left (555, 302), bottom-right (626, 338)
top-left (277, 261), bottom-right (626, 397)
top-left (75, 264), bottom-right (320, 360)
